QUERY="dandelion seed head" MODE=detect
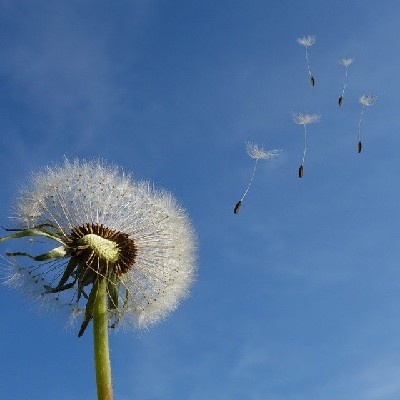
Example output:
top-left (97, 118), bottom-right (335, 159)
top-left (359, 94), bottom-right (376, 106)
top-left (297, 35), bottom-right (316, 47)
top-left (291, 113), bottom-right (321, 125)
top-left (339, 58), bottom-right (354, 67)
top-left (245, 142), bottom-right (281, 160)
top-left (3, 158), bottom-right (197, 333)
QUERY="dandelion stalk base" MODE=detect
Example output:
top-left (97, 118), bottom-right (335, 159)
top-left (93, 278), bottom-right (113, 400)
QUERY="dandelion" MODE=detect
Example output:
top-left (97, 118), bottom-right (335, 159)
top-left (357, 94), bottom-right (376, 153)
top-left (297, 35), bottom-right (316, 87)
top-left (292, 113), bottom-right (321, 178)
top-left (338, 58), bottom-right (354, 106)
top-left (0, 158), bottom-right (197, 400)
top-left (233, 142), bottom-right (280, 214)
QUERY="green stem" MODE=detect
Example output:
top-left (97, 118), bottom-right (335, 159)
top-left (93, 278), bottom-right (113, 400)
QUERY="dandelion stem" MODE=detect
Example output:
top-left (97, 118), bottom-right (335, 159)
top-left (241, 159), bottom-right (259, 202)
top-left (302, 125), bottom-right (307, 166)
top-left (341, 66), bottom-right (349, 98)
top-left (93, 278), bottom-right (113, 400)
top-left (358, 105), bottom-right (366, 143)
top-left (305, 46), bottom-right (312, 79)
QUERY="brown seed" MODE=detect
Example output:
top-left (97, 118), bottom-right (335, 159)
top-left (338, 96), bottom-right (343, 106)
top-left (234, 200), bottom-right (242, 214)
top-left (298, 165), bottom-right (304, 178)
top-left (358, 141), bottom-right (362, 153)
top-left (310, 76), bottom-right (315, 87)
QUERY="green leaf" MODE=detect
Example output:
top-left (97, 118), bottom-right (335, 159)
top-left (0, 226), bottom-right (64, 244)
top-left (78, 280), bottom-right (100, 337)
top-left (107, 272), bottom-right (119, 311)
top-left (6, 245), bottom-right (66, 262)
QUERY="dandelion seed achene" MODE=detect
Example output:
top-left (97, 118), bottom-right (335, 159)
top-left (233, 143), bottom-right (280, 214)
top-left (338, 58), bottom-right (354, 106)
top-left (292, 113), bottom-right (321, 178)
top-left (297, 35), bottom-right (316, 86)
top-left (357, 94), bottom-right (376, 153)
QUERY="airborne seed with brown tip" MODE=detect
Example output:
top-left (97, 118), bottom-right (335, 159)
top-left (234, 200), bottom-right (242, 214)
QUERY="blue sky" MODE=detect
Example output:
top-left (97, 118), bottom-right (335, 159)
top-left (1, 1), bottom-right (400, 399)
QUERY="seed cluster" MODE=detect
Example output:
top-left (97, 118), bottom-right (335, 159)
top-left (3, 159), bottom-right (196, 333)
top-left (66, 223), bottom-right (137, 276)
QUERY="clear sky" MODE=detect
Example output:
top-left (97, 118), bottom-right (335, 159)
top-left (1, 1), bottom-right (400, 399)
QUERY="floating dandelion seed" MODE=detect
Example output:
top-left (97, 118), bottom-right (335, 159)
top-left (0, 158), bottom-right (197, 400)
top-left (338, 58), bottom-right (354, 106)
top-left (292, 113), bottom-right (321, 178)
top-left (357, 94), bottom-right (376, 153)
top-left (233, 142), bottom-right (280, 214)
top-left (297, 35), bottom-right (316, 87)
